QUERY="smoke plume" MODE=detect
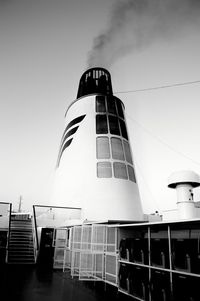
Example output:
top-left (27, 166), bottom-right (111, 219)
top-left (87, 0), bottom-right (200, 68)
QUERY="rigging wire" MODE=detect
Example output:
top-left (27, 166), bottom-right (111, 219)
top-left (132, 155), bottom-right (161, 212)
top-left (114, 79), bottom-right (200, 94)
top-left (126, 114), bottom-right (200, 167)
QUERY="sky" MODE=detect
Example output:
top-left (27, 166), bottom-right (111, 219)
top-left (1, 0), bottom-right (200, 214)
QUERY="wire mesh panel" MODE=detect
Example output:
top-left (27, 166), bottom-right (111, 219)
top-left (53, 228), bottom-right (68, 248)
top-left (106, 226), bottom-right (118, 253)
top-left (63, 249), bottom-right (71, 271)
top-left (71, 250), bottom-right (81, 277)
top-left (79, 252), bottom-right (105, 280)
top-left (71, 226), bottom-right (82, 251)
top-left (93, 253), bottom-right (104, 280)
top-left (92, 224), bottom-right (106, 253)
top-left (105, 254), bottom-right (118, 285)
top-left (79, 225), bottom-right (93, 280)
top-left (79, 252), bottom-right (93, 280)
top-left (78, 225), bottom-right (106, 280)
top-left (54, 248), bottom-right (65, 269)
top-left (71, 224), bottom-right (118, 281)
top-left (81, 225), bottom-right (92, 251)
top-left (53, 228), bottom-right (69, 269)
top-left (105, 226), bottom-right (118, 285)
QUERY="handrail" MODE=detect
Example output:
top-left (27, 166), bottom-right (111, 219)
top-left (33, 204), bottom-right (82, 210)
top-left (6, 203), bottom-right (12, 262)
top-left (32, 205), bottom-right (39, 250)
top-left (32, 204), bottom-right (82, 253)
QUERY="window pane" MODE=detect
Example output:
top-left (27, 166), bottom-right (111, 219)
top-left (119, 119), bottom-right (128, 140)
top-left (96, 115), bottom-right (108, 134)
top-left (127, 165), bottom-right (136, 182)
top-left (113, 162), bottom-right (128, 179)
top-left (123, 141), bottom-right (133, 164)
top-left (96, 137), bottom-right (110, 159)
top-left (109, 115), bottom-right (120, 135)
top-left (107, 96), bottom-right (117, 115)
top-left (96, 96), bottom-right (106, 113)
top-left (97, 162), bottom-right (112, 178)
top-left (116, 99), bottom-right (124, 119)
top-left (111, 138), bottom-right (124, 160)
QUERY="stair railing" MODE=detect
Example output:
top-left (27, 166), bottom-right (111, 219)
top-left (32, 205), bottom-right (39, 263)
top-left (6, 202), bottom-right (12, 263)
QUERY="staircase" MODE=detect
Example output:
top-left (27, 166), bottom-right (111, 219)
top-left (7, 214), bottom-right (35, 264)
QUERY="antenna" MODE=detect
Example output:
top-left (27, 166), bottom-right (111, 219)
top-left (18, 195), bottom-right (22, 213)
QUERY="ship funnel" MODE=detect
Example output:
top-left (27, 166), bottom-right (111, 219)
top-left (52, 67), bottom-right (144, 222)
top-left (77, 67), bottom-right (113, 98)
top-left (168, 170), bottom-right (200, 219)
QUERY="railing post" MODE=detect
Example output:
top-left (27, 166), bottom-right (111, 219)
top-left (6, 203), bottom-right (12, 263)
top-left (33, 205), bottom-right (39, 250)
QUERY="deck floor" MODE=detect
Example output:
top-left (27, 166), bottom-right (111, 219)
top-left (0, 264), bottom-right (132, 301)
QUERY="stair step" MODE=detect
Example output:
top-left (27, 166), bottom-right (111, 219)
top-left (8, 256), bottom-right (35, 261)
top-left (8, 253), bottom-right (35, 257)
top-left (10, 224), bottom-right (32, 229)
top-left (11, 221), bottom-right (32, 223)
top-left (9, 240), bottom-right (33, 244)
top-left (9, 241), bottom-right (33, 244)
top-left (9, 243), bottom-right (34, 246)
top-left (8, 245), bottom-right (34, 248)
top-left (7, 217), bottom-right (36, 265)
top-left (9, 241), bottom-right (33, 245)
top-left (9, 235), bottom-right (33, 238)
top-left (11, 221), bottom-right (32, 224)
top-left (9, 244), bottom-right (33, 247)
top-left (10, 234), bottom-right (33, 238)
top-left (9, 248), bottom-right (34, 251)
top-left (10, 233), bottom-right (32, 237)
top-left (11, 227), bottom-right (32, 229)
top-left (8, 259), bottom-right (35, 264)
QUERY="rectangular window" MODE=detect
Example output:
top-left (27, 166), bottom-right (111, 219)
top-left (123, 141), bottom-right (133, 164)
top-left (119, 119), bottom-right (128, 140)
top-left (96, 137), bottom-right (110, 159)
top-left (127, 165), bottom-right (136, 182)
top-left (111, 138), bottom-right (124, 160)
top-left (116, 99), bottom-right (124, 119)
top-left (108, 115), bottom-right (120, 135)
top-left (113, 162), bottom-right (128, 179)
top-left (107, 96), bottom-right (117, 115)
top-left (96, 96), bottom-right (106, 113)
top-left (96, 115), bottom-right (108, 134)
top-left (97, 162), bottom-right (112, 178)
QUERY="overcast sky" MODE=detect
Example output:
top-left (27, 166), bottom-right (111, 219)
top-left (1, 0), bottom-right (200, 214)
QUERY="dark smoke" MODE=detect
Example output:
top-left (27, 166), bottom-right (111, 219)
top-left (87, 0), bottom-right (200, 68)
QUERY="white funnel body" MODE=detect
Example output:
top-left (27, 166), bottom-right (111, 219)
top-left (52, 68), bottom-right (144, 222)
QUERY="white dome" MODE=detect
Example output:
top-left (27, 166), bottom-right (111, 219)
top-left (168, 170), bottom-right (200, 189)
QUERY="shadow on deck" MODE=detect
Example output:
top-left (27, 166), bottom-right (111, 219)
top-left (0, 264), bottom-right (132, 301)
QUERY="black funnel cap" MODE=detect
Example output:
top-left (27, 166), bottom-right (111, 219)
top-left (77, 67), bottom-right (113, 98)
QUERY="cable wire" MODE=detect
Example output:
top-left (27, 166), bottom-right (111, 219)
top-left (126, 114), bottom-right (200, 167)
top-left (114, 79), bottom-right (200, 94)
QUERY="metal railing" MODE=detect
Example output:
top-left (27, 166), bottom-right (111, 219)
top-left (0, 202), bottom-right (12, 263)
top-left (32, 204), bottom-right (82, 262)
top-left (32, 205), bottom-right (39, 251)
